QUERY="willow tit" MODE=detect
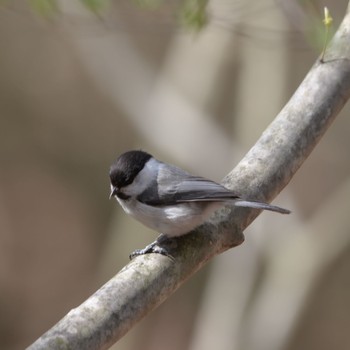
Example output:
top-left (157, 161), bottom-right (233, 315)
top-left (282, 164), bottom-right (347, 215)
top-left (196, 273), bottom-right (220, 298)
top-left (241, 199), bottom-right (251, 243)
top-left (109, 150), bottom-right (290, 257)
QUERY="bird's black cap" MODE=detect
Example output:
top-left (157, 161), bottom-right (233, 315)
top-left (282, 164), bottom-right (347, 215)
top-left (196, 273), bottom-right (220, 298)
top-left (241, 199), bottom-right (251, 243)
top-left (109, 150), bottom-right (152, 189)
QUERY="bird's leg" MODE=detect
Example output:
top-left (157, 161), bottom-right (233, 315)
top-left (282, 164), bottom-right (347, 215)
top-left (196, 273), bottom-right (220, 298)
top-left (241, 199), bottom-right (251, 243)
top-left (129, 234), bottom-right (176, 260)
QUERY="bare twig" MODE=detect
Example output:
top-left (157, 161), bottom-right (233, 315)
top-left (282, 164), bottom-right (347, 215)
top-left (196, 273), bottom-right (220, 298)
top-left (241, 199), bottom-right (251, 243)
top-left (28, 3), bottom-right (350, 350)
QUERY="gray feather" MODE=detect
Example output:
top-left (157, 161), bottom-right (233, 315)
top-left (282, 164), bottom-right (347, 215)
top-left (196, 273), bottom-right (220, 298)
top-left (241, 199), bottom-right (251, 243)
top-left (137, 163), bottom-right (239, 205)
top-left (235, 200), bottom-right (290, 214)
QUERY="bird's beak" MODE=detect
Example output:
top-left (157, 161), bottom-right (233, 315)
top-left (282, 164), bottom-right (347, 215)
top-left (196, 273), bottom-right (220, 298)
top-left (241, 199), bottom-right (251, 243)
top-left (109, 186), bottom-right (117, 199)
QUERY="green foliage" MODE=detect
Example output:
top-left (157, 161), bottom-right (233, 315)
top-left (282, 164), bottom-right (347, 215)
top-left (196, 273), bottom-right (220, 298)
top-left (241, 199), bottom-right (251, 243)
top-left (26, 0), bottom-right (209, 30)
top-left (180, 0), bottom-right (208, 30)
top-left (132, 0), bottom-right (208, 30)
top-left (28, 0), bottom-right (58, 17)
top-left (28, 0), bottom-right (109, 16)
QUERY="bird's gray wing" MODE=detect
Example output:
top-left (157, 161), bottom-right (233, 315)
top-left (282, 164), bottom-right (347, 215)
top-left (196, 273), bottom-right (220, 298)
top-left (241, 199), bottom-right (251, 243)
top-left (137, 163), bottom-right (240, 206)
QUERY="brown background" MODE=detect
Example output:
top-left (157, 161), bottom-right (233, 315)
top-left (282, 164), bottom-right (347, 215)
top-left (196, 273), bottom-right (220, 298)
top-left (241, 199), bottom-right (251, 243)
top-left (1, 1), bottom-right (350, 349)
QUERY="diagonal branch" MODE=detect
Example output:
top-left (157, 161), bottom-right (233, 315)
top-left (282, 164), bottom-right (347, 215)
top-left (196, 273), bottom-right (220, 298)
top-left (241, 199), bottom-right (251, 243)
top-left (28, 4), bottom-right (350, 350)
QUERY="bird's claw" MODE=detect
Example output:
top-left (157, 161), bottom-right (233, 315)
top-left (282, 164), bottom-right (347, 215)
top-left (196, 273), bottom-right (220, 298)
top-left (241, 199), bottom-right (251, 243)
top-left (129, 235), bottom-right (175, 260)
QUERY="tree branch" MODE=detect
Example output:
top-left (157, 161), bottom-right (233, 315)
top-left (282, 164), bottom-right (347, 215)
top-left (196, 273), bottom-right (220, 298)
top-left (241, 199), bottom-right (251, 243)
top-left (28, 4), bottom-right (350, 350)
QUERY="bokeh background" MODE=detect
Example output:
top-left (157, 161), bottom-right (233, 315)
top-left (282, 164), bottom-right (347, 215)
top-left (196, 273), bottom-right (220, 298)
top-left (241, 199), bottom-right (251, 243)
top-left (1, 0), bottom-right (350, 349)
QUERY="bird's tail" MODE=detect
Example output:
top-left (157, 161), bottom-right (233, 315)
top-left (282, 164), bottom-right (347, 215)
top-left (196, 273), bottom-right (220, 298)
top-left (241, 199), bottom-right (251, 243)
top-left (234, 200), bottom-right (290, 214)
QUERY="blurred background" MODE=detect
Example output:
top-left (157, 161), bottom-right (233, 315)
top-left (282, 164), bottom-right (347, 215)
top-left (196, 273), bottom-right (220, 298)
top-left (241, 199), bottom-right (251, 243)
top-left (1, 0), bottom-right (350, 349)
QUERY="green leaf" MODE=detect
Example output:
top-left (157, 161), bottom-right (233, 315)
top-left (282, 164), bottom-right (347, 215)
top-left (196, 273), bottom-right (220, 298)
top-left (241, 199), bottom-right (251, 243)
top-left (180, 0), bottom-right (208, 30)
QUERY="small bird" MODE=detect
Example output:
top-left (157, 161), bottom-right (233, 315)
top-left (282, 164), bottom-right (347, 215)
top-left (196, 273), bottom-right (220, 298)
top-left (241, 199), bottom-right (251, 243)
top-left (109, 150), bottom-right (290, 257)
